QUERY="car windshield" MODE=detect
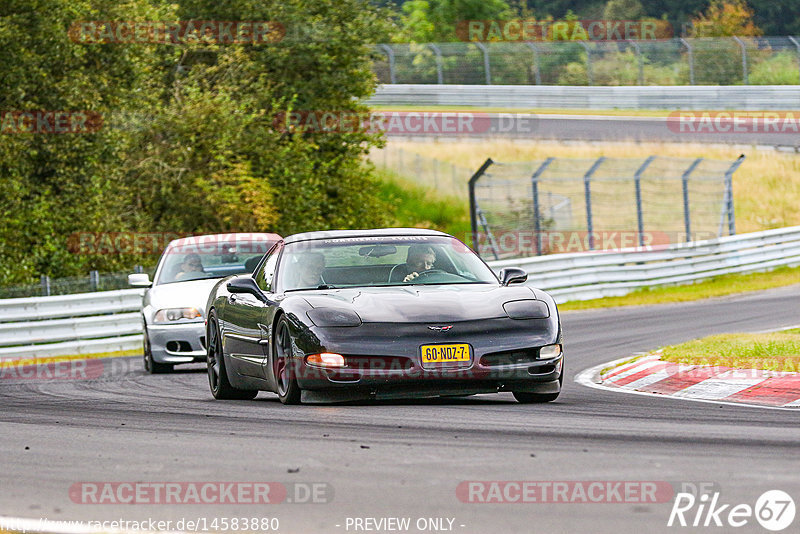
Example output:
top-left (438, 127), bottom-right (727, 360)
top-left (278, 235), bottom-right (498, 291)
top-left (155, 241), bottom-right (272, 284)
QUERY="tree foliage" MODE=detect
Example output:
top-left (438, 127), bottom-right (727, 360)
top-left (0, 0), bottom-right (393, 285)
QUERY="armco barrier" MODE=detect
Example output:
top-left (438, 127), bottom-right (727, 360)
top-left (369, 84), bottom-right (800, 110)
top-left (489, 225), bottom-right (800, 303)
top-left (0, 289), bottom-right (144, 360)
top-left (0, 226), bottom-right (799, 360)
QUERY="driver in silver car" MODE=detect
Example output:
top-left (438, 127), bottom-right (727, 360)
top-left (389, 244), bottom-right (436, 283)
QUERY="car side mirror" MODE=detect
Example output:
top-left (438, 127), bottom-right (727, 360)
top-left (499, 267), bottom-right (527, 286)
top-left (128, 273), bottom-right (152, 288)
top-left (227, 277), bottom-right (268, 302)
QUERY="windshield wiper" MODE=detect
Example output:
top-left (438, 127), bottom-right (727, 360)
top-left (316, 284), bottom-right (337, 289)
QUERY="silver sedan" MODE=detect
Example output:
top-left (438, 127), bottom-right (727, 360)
top-left (128, 233), bottom-right (280, 373)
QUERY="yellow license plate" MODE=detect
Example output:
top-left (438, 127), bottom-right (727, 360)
top-left (420, 343), bottom-right (471, 364)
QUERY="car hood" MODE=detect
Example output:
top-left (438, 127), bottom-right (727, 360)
top-left (301, 285), bottom-right (542, 323)
top-left (146, 278), bottom-right (223, 317)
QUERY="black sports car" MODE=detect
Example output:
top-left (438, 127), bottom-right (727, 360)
top-left (205, 228), bottom-right (563, 404)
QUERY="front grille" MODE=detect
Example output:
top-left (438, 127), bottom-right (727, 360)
top-left (480, 348), bottom-right (539, 367)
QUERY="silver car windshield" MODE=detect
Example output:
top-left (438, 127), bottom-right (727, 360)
top-left (155, 242), bottom-right (270, 285)
top-left (279, 236), bottom-right (498, 291)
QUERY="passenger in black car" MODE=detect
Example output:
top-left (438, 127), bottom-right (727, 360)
top-left (388, 244), bottom-right (437, 283)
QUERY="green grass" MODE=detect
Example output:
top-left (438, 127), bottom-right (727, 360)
top-left (375, 168), bottom-right (471, 239)
top-left (659, 332), bottom-right (800, 372)
top-left (560, 265), bottom-right (800, 311)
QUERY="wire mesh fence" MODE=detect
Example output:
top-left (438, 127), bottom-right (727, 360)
top-left (374, 37), bottom-right (800, 86)
top-left (469, 155), bottom-right (744, 260)
top-left (369, 145), bottom-right (472, 198)
top-left (0, 268), bottom-right (150, 299)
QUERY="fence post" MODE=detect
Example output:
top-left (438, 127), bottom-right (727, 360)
top-left (732, 36), bottom-right (748, 84)
top-left (468, 158), bottom-right (494, 251)
top-left (628, 40), bottom-right (644, 85)
top-left (788, 37), bottom-right (800, 85)
top-left (680, 38), bottom-right (695, 85)
top-left (474, 42), bottom-right (491, 84)
top-left (525, 42), bottom-right (542, 85)
top-left (634, 156), bottom-right (656, 247)
top-left (89, 270), bottom-right (99, 292)
top-left (682, 158), bottom-right (703, 242)
top-left (531, 158), bottom-right (555, 256)
top-left (724, 154), bottom-right (745, 236)
top-left (584, 157), bottom-right (605, 250)
top-left (378, 44), bottom-right (396, 84)
top-left (578, 42), bottom-right (593, 85)
top-left (427, 44), bottom-right (444, 84)
top-left (40, 275), bottom-right (51, 297)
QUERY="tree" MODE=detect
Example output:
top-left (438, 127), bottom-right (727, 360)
top-left (603, 0), bottom-right (645, 20)
top-left (690, 0), bottom-right (762, 37)
top-left (398, 0), bottom-right (515, 42)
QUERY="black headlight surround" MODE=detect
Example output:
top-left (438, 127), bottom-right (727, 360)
top-left (502, 299), bottom-right (550, 320)
top-left (306, 307), bottom-right (362, 327)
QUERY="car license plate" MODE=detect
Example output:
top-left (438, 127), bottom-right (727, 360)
top-left (420, 343), bottom-right (471, 365)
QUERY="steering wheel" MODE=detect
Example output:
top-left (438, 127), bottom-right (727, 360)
top-left (412, 269), bottom-right (447, 280)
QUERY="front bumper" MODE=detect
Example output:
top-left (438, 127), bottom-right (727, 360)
top-left (291, 317), bottom-right (562, 402)
top-left (147, 322), bottom-right (207, 364)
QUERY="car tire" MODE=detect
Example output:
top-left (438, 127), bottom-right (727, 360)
top-left (143, 326), bottom-right (173, 374)
top-left (206, 311), bottom-right (258, 400)
top-left (273, 315), bottom-right (301, 405)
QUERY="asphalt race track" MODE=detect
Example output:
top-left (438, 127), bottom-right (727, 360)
top-left (387, 114), bottom-right (800, 148)
top-left (1, 285), bottom-right (799, 534)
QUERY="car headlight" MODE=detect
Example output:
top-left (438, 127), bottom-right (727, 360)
top-left (503, 299), bottom-right (550, 319)
top-left (539, 344), bottom-right (562, 359)
top-left (153, 307), bottom-right (202, 324)
top-left (306, 308), bottom-right (362, 327)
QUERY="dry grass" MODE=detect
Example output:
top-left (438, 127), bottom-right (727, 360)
top-left (387, 139), bottom-right (800, 234)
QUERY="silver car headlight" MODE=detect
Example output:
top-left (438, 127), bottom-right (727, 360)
top-left (153, 307), bottom-right (202, 324)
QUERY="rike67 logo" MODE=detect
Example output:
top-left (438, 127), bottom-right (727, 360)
top-left (668, 490), bottom-right (795, 531)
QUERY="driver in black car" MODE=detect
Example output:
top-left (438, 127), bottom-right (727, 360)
top-left (389, 244), bottom-right (437, 283)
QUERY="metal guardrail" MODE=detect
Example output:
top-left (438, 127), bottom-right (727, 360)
top-left (369, 84), bottom-right (800, 110)
top-left (0, 289), bottom-right (144, 360)
top-left (488, 225), bottom-right (800, 303)
top-left (1, 226), bottom-right (798, 359)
